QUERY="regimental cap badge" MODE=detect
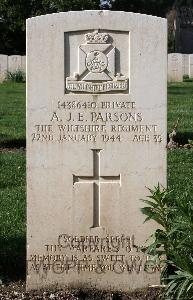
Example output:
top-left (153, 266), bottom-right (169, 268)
top-left (66, 30), bottom-right (128, 93)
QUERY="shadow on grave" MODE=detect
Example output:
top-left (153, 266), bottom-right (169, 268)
top-left (0, 138), bottom-right (26, 149)
top-left (168, 85), bottom-right (193, 95)
top-left (0, 235), bottom-right (26, 282)
top-left (174, 132), bottom-right (193, 145)
top-left (167, 132), bottom-right (193, 145)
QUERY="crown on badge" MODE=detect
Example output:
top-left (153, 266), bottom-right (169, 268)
top-left (85, 30), bottom-right (109, 44)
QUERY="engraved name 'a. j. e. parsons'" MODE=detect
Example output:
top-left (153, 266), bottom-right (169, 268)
top-left (66, 30), bottom-right (128, 93)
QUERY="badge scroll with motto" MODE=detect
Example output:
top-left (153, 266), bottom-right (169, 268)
top-left (66, 30), bottom-right (128, 93)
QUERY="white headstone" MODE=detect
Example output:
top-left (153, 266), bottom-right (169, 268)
top-left (189, 54), bottom-right (193, 78)
top-left (183, 54), bottom-right (189, 76)
top-left (0, 55), bottom-right (8, 82)
top-left (21, 56), bottom-right (26, 72)
top-left (8, 55), bottom-right (22, 72)
top-left (27, 11), bottom-right (167, 292)
top-left (168, 53), bottom-right (183, 82)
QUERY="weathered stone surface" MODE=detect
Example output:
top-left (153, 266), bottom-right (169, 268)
top-left (168, 53), bottom-right (183, 82)
top-left (21, 56), bottom-right (26, 72)
top-left (189, 54), bottom-right (193, 78)
top-left (183, 54), bottom-right (189, 76)
top-left (27, 11), bottom-right (167, 292)
top-left (0, 54), bottom-right (8, 82)
top-left (8, 55), bottom-right (22, 72)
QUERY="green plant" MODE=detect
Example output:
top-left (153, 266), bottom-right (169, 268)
top-left (164, 255), bottom-right (193, 299)
top-left (183, 75), bottom-right (193, 82)
top-left (183, 74), bottom-right (189, 80)
top-left (141, 185), bottom-right (173, 257)
top-left (5, 70), bottom-right (26, 83)
top-left (141, 185), bottom-right (193, 299)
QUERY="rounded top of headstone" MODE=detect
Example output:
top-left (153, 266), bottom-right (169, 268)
top-left (27, 10), bottom-right (167, 25)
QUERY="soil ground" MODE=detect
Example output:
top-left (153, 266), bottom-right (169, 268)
top-left (0, 281), bottom-right (163, 299)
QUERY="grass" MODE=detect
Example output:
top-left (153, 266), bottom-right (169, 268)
top-left (0, 82), bottom-right (193, 281)
top-left (0, 82), bottom-right (26, 148)
top-left (168, 149), bottom-right (193, 195)
top-left (168, 82), bottom-right (193, 144)
top-left (0, 151), bottom-right (26, 280)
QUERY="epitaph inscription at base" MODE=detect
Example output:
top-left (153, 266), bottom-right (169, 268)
top-left (27, 11), bottom-right (167, 291)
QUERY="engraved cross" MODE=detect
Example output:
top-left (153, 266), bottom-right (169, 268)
top-left (73, 149), bottom-right (121, 228)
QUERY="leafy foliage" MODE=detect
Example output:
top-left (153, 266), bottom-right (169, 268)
top-left (5, 70), bottom-right (26, 83)
top-left (1, 0), bottom-right (193, 54)
top-left (0, 0), bottom-right (98, 54)
top-left (113, 0), bottom-right (174, 17)
top-left (183, 75), bottom-right (193, 82)
top-left (141, 185), bottom-right (193, 299)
